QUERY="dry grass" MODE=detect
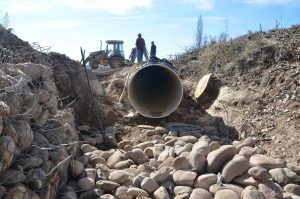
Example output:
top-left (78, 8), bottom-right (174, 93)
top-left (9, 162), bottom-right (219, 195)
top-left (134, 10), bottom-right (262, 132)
top-left (175, 25), bottom-right (300, 86)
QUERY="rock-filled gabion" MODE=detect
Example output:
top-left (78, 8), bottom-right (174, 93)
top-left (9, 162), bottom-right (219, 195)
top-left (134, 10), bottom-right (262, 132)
top-left (60, 125), bottom-right (300, 199)
top-left (0, 63), bottom-right (79, 199)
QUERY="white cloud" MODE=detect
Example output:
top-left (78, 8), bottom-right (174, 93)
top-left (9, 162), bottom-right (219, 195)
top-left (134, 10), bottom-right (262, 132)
top-left (242, 0), bottom-right (297, 5)
top-left (183, 0), bottom-right (214, 10)
top-left (46, 20), bottom-right (81, 28)
top-left (0, 0), bottom-right (49, 13)
top-left (16, 20), bottom-right (81, 29)
top-left (56, 0), bottom-right (153, 15)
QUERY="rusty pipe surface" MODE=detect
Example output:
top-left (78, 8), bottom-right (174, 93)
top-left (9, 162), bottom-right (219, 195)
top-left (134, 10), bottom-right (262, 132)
top-left (128, 60), bottom-right (183, 118)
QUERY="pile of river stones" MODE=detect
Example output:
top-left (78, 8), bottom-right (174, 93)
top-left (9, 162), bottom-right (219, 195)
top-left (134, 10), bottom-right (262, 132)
top-left (61, 126), bottom-right (300, 199)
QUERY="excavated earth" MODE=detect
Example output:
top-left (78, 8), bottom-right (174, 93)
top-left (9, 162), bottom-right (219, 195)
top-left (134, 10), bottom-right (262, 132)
top-left (0, 24), bottom-right (300, 199)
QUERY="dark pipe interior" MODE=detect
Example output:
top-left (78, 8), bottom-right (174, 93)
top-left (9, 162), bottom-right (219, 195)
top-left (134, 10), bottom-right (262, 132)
top-left (129, 64), bottom-right (182, 118)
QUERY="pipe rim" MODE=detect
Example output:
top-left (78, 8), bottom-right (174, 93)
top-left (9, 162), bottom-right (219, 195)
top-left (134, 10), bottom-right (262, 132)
top-left (128, 63), bottom-right (183, 118)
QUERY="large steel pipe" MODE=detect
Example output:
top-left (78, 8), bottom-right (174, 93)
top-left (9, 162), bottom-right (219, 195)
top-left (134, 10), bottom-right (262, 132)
top-left (128, 62), bottom-right (183, 118)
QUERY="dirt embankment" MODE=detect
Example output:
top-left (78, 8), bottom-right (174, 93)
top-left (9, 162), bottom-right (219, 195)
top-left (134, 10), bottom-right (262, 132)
top-left (0, 27), bottom-right (120, 127)
top-left (175, 25), bottom-right (300, 164)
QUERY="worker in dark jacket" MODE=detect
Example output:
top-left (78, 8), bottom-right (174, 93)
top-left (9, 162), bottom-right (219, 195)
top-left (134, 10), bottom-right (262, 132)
top-left (135, 33), bottom-right (145, 63)
top-left (150, 41), bottom-right (156, 57)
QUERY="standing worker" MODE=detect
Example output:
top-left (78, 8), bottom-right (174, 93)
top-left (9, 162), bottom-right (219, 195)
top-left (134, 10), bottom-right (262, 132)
top-left (136, 33), bottom-right (146, 63)
top-left (150, 41), bottom-right (156, 57)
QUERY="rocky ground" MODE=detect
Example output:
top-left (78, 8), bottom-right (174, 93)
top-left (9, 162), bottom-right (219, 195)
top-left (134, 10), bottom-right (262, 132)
top-left (0, 24), bottom-right (300, 199)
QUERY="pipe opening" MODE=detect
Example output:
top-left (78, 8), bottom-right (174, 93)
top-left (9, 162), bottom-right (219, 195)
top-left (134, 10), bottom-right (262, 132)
top-left (128, 64), bottom-right (183, 118)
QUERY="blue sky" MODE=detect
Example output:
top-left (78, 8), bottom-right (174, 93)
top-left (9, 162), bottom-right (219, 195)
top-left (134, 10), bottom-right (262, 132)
top-left (1, 0), bottom-right (300, 61)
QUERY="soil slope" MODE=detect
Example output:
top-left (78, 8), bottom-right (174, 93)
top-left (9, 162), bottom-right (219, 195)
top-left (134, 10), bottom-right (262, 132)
top-left (176, 25), bottom-right (300, 164)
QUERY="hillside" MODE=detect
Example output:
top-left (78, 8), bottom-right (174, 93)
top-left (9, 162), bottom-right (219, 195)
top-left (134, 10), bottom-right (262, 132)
top-left (176, 25), bottom-right (300, 164)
